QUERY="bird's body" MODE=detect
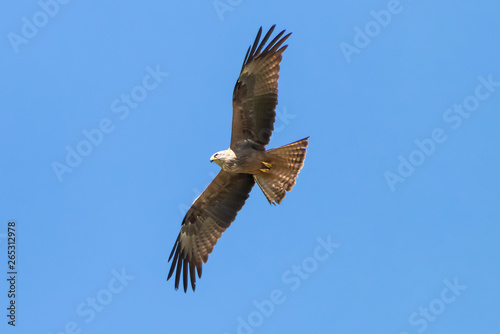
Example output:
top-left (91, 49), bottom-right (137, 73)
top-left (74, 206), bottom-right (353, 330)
top-left (167, 25), bottom-right (309, 292)
top-left (211, 141), bottom-right (266, 174)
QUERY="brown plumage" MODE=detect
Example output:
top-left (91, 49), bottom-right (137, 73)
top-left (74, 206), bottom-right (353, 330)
top-left (231, 26), bottom-right (291, 147)
top-left (254, 137), bottom-right (309, 205)
top-left (167, 171), bottom-right (254, 292)
top-left (167, 25), bottom-right (308, 292)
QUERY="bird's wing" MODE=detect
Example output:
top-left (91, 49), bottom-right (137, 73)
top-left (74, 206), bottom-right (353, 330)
top-left (167, 171), bottom-right (255, 292)
top-left (230, 25), bottom-right (291, 149)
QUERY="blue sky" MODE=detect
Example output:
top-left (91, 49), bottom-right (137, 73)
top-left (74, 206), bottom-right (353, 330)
top-left (1, 0), bottom-right (499, 333)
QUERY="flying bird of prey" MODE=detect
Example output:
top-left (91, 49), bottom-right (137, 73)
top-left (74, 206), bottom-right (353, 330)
top-left (167, 25), bottom-right (309, 292)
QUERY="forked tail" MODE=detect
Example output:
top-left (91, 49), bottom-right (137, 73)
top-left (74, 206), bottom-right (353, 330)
top-left (254, 137), bottom-right (309, 205)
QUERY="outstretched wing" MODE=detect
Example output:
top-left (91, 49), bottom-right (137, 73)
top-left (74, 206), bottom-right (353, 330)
top-left (230, 25), bottom-right (291, 149)
top-left (167, 171), bottom-right (255, 292)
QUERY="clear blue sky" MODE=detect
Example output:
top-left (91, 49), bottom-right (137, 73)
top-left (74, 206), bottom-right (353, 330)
top-left (1, 1), bottom-right (499, 333)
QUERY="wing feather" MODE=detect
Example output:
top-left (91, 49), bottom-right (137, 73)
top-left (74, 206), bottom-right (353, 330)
top-left (231, 25), bottom-right (291, 148)
top-left (167, 171), bottom-right (255, 292)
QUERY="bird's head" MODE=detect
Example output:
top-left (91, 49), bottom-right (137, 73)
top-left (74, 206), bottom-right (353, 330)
top-left (210, 151), bottom-right (223, 166)
top-left (210, 149), bottom-right (234, 167)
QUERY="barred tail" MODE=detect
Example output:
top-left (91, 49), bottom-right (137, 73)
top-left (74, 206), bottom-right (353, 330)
top-left (254, 137), bottom-right (309, 205)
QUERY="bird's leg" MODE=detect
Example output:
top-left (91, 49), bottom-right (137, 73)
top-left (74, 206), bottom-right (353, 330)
top-left (259, 161), bottom-right (272, 173)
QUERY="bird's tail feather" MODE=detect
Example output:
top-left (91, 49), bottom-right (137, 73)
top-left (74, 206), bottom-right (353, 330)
top-left (254, 137), bottom-right (309, 205)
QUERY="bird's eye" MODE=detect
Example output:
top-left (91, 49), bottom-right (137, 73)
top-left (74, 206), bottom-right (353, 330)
top-left (214, 154), bottom-right (218, 158)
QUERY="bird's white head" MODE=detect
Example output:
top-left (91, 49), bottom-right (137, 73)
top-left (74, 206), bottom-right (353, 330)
top-left (210, 149), bottom-right (234, 167)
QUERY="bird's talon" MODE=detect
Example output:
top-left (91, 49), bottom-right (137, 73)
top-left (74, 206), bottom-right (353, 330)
top-left (262, 161), bottom-right (272, 168)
